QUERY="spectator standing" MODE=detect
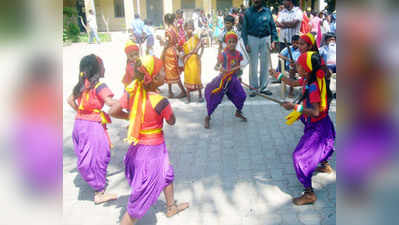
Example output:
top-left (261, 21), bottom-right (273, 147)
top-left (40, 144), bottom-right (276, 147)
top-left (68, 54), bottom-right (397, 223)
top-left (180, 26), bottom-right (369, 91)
top-left (131, 14), bottom-right (145, 45)
top-left (143, 20), bottom-right (155, 55)
top-left (320, 12), bottom-right (331, 36)
top-left (242, 0), bottom-right (278, 96)
top-left (87, 10), bottom-right (101, 44)
top-left (276, 0), bottom-right (303, 44)
top-left (213, 10), bottom-right (224, 41)
top-left (309, 11), bottom-right (321, 36)
top-left (330, 13), bottom-right (336, 33)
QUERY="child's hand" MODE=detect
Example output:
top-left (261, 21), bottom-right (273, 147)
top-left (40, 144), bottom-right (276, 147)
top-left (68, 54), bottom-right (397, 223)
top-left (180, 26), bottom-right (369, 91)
top-left (281, 101), bottom-right (295, 110)
top-left (269, 68), bottom-right (277, 78)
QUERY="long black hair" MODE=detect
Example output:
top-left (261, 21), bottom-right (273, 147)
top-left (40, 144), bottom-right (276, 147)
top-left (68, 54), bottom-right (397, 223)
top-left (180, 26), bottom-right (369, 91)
top-left (164, 13), bottom-right (176, 26)
top-left (72, 54), bottom-right (101, 99)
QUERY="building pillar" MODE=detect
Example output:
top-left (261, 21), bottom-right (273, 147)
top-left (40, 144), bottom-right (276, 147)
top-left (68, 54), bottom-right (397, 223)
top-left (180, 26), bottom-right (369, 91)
top-left (163, 0), bottom-right (173, 14)
top-left (203, 0), bottom-right (212, 14)
top-left (124, 0), bottom-right (135, 30)
top-left (136, 0), bottom-right (141, 15)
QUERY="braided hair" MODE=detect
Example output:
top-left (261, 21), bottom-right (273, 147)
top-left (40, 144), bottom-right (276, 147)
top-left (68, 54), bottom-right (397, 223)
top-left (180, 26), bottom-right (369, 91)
top-left (72, 54), bottom-right (101, 99)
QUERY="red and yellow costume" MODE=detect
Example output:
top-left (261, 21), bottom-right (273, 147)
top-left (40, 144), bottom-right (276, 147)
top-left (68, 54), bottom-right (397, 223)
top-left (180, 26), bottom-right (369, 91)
top-left (122, 41), bottom-right (140, 87)
top-left (121, 55), bottom-right (172, 145)
top-left (163, 26), bottom-right (181, 84)
top-left (119, 55), bottom-right (175, 219)
top-left (285, 51), bottom-right (328, 125)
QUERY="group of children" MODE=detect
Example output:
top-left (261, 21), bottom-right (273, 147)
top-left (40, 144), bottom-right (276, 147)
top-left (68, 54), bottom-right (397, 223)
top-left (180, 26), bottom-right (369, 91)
top-left (68, 53), bottom-right (189, 225)
top-left (68, 11), bottom-right (335, 224)
top-left (155, 13), bottom-right (205, 103)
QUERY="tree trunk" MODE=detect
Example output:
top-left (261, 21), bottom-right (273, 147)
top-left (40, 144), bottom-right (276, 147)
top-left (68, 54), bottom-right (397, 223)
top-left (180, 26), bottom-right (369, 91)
top-left (101, 13), bottom-right (112, 41)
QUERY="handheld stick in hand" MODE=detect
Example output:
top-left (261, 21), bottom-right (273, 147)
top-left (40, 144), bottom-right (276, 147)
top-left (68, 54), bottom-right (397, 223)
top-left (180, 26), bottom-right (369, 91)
top-left (241, 81), bottom-right (283, 104)
top-left (284, 38), bottom-right (294, 62)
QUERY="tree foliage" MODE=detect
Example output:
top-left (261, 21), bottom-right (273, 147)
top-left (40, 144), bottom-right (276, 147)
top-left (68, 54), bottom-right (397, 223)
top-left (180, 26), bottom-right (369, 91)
top-left (63, 7), bottom-right (80, 42)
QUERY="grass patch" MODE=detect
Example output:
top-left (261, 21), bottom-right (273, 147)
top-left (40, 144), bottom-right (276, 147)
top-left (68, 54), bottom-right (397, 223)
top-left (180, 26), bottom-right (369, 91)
top-left (78, 32), bottom-right (112, 43)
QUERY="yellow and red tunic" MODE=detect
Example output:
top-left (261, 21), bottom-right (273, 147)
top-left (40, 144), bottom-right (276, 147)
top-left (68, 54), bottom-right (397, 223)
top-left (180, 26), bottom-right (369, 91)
top-left (120, 91), bottom-right (173, 146)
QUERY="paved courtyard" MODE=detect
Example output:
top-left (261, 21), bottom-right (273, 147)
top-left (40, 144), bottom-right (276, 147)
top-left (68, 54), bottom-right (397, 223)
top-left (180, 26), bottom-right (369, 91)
top-left (63, 32), bottom-right (336, 225)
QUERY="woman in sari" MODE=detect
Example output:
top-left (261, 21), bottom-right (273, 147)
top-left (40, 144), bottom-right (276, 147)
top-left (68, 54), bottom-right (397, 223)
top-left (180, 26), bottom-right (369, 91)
top-left (159, 13), bottom-right (186, 99)
top-left (213, 10), bottom-right (224, 40)
top-left (183, 20), bottom-right (204, 103)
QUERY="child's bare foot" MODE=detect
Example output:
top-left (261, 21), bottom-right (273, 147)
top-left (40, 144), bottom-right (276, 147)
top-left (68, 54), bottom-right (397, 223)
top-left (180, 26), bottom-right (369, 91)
top-left (315, 162), bottom-right (334, 174)
top-left (166, 202), bottom-right (189, 217)
top-left (235, 110), bottom-right (247, 122)
top-left (176, 92), bottom-right (187, 98)
top-left (94, 191), bottom-right (118, 204)
top-left (155, 88), bottom-right (161, 94)
top-left (204, 116), bottom-right (210, 129)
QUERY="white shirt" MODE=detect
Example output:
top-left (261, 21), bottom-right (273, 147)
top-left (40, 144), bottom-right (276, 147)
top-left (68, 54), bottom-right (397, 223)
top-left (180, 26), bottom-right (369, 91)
top-left (87, 14), bottom-right (97, 31)
top-left (321, 20), bottom-right (330, 34)
top-left (192, 13), bottom-right (199, 31)
top-left (277, 6), bottom-right (302, 43)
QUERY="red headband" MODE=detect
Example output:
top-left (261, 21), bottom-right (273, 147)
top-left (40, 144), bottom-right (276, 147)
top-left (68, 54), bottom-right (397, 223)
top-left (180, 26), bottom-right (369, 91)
top-left (125, 42), bottom-right (140, 54)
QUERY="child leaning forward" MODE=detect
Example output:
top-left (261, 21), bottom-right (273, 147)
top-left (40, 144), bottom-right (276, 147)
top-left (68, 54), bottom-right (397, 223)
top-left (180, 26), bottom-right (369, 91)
top-left (110, 55), bottom-right (189, 225)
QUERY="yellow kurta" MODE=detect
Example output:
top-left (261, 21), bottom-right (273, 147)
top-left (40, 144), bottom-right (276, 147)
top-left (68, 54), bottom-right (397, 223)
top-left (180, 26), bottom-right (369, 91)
top-left (183, 35), bottom-right (203, 90)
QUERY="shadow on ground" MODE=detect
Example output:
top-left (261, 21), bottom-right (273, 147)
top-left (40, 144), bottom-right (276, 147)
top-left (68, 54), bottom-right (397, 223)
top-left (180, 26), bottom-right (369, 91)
top-left (63, 81), bottom-right (336, 225)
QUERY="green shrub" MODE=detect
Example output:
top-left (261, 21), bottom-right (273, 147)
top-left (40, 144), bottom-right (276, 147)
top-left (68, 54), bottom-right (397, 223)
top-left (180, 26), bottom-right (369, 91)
top-left (79, 33), bottom-right (112, 43)
top-left (63, 7), bottom-right (80, 42)
top-left (66, 23), bottom-right (80, 42)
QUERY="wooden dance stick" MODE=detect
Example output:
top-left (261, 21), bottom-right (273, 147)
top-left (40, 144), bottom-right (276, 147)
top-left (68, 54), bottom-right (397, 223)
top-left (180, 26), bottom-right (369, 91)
top-left (284, 38), bottom-right (294, 62)
top-left (241, 81), bottom-right (283, 104)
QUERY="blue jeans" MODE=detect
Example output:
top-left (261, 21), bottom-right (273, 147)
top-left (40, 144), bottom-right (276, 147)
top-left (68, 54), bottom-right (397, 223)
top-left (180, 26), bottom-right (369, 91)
top-left (89, 30), bottom-right (101, 44)
top-left (248, 35), bottom-right (271, 93)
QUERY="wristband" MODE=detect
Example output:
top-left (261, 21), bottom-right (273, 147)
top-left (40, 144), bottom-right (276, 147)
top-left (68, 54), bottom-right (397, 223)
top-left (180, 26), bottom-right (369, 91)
top-left (277, 72), bottom-right (284, 81)
top-left (295, 104), bottom-right (303, 113)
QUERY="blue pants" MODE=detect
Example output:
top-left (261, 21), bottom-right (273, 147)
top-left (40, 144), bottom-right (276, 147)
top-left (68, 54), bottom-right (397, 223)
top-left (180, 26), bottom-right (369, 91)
top-left (248, 35), bottom-right (271, 93)
top-left (89, 31), bottom-right (101, 44)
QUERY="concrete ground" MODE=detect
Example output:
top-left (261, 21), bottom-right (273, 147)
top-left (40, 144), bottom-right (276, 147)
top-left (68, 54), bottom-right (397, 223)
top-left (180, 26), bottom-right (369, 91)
top-left (63, 32), bottom-right (336, 225)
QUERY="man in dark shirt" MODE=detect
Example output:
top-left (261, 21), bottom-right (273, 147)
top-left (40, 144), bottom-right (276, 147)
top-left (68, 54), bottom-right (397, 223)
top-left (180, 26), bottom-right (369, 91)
top-left (242, 0), bottom-right (278, 96)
